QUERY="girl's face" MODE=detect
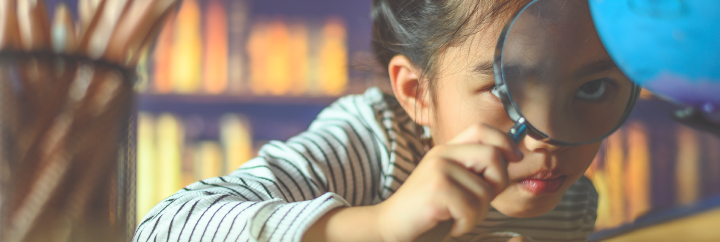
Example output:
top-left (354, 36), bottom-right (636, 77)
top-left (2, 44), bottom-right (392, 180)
top-left (427, 24), bottom-right (602, 218)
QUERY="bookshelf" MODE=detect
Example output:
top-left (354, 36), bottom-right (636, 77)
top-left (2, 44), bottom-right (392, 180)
top-left (138, 94), bottom-right (339, 142)
top-left (132, 0), bottom-right (379, 222)
top-left (586, 96), bottom-right (720, 241)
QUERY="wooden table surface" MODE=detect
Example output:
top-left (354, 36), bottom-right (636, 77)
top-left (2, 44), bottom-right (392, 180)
top-left (600, 208), bottom-right (720, 242)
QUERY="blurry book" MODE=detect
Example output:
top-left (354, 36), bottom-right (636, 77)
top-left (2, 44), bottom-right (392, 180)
top-left (181, 143), bottom-right (196, 187)
top-left (136, 113), bottom-right (156, 222)
top-left (220, 114), bottom-right (254, 173)
top-left (248, 19), bottom-right (269, 95)
top-left (306, 21), bottom-right (322, 96)
top-left (624, 121), bottom-right (650, 222)
top-left (171, 0), bottom-right (202, 94)
top-left (676, 125), bottom-right (700, 205)
top-left (592, 129), bottom-right (627, 229)
top-left (318, 16), bottom-right (348, 96)
top-left (203, 0), bottom-right (229, 94)
top-left (266, 19), bottom-right (292, 96)
top-left (153, 13), bottom-right (175, 94)
top-left (194, 141), bottom-right (224, 180)
top-left (253, 140), bottom-right (270, 160)
top-left (182, 115), bottom-right (205, 183)
top-left (701, 133), bottom-right (720, 196)
top-left (288, 20), bottom-right (310, 96)
top-left (228, 0), bottom-right (250, 94)
top-left (155, 113), bottom-right (184, 202)
top-left (607, 128), bottom-right (627, 228)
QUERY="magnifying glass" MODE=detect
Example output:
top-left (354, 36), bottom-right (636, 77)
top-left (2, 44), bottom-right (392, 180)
top-left (492, 0), bottom-right (642, 146)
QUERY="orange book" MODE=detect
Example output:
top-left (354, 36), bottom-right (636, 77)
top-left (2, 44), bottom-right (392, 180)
top-left (288, 21), bottom-right (309, 96)
top-left (266, 20), bottom-right (291, 96)
top-left (606, 129), bottom-right (626, 227)
top-left (153, 13), bottom-right (175, 93)
top-left (624, 121), bottom-right (650, 221)
top-left (203, 0), bottom-right (229, 94)
top-left (318, 16), bottom-right (348, 96)
top-left (676, 125), bottom-right (700, 205)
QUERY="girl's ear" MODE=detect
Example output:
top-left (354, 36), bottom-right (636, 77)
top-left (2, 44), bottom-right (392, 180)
top-left (388, 55), bottom-right (432, 126)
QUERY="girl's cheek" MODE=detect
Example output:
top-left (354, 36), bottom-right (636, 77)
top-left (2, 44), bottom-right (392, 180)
top-left (560, 143), bottom-right (602, 174)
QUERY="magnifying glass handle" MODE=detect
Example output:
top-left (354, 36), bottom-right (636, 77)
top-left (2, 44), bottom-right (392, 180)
top-left (509, 117), bottom-right (528, 144)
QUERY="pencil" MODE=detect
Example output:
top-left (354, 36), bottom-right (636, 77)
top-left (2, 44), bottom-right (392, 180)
top-left (16, 0), bottom-right (51, 51)
top-left (0, 0), bottom-right (21, 50)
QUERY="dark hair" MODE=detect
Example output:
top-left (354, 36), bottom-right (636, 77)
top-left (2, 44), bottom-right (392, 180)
top-left (371, 0), bottom-right (529, 88)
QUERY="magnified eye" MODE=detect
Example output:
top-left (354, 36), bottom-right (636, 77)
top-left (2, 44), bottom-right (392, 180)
top-left (576, 79), bottom-right (608, 100)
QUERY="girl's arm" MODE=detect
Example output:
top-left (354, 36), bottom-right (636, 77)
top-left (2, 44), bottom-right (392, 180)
top-left (133, 93), bottom-right (394, 242)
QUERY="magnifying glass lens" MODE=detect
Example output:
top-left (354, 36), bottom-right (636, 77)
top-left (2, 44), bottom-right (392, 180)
top-left (497, 0), bottom-right (638, 145)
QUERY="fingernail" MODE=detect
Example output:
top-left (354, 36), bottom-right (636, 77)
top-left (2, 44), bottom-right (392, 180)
top-left (515, 149), bottom-right (524, 159)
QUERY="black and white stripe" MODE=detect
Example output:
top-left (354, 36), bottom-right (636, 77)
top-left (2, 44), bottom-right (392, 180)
top-left (133, 87), bottom-right (597, 242)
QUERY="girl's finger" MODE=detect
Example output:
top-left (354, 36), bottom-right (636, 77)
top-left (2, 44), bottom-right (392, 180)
top-left (448, 123), bottom-right (523, 162)
top-left (436, 144), bottom-right (509, 195)
top-left (444, 159), bottom-right (494, 202)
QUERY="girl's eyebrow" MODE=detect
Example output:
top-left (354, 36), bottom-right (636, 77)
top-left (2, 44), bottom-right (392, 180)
top-left (572, 59), bottom-right (617, 79)
top-left (473, 61), bottom-right (495, 75)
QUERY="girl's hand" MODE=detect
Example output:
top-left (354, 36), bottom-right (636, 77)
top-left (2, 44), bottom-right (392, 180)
top-left (375, 123), bottom-right (524, 242)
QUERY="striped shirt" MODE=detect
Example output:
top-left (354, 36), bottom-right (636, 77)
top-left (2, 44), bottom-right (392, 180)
top-left (133, 87), bottom-right (597, 242)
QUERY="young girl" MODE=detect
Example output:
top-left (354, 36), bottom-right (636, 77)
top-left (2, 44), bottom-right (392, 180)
top-left (134, 0), bottom-right (603, 241)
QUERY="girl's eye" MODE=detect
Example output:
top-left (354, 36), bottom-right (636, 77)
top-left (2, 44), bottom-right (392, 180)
top-left (575, 79), bottom-right (608, 101)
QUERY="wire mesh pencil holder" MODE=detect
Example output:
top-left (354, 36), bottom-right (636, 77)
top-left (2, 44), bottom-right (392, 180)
top-left (0, 51), bottom-right (136, 242)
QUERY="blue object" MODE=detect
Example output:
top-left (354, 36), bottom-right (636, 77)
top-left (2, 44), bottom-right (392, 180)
top-left (589, 0), bottom-right (720, 116)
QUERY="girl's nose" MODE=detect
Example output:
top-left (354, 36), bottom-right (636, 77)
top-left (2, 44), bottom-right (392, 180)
top-left (521, 135), bottom-right (566, 154)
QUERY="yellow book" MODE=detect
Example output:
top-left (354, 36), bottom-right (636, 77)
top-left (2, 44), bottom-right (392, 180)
top-left (203, 0), bottom-right (229, 94)
top-left (318, 16), bottom-right (348, 96)
top-left (155, 113), bottom-right (184, 202)
top-left (220, 114), bottom-right (254, 173)
top-left (171, 0), bottom-right (202, 94)
top-left (194, 141), bottom-right (224, 180)
top-left (136, 112), bottom-right (156, 223)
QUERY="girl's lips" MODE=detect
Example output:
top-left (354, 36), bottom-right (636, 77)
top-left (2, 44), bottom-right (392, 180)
top-left (519, 176), bottom-right (566, 195)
